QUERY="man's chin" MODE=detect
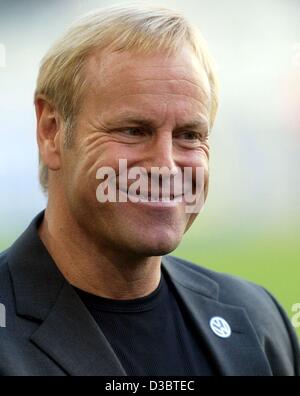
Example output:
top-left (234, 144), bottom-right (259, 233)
top-left (130, 234), bottom-right (182, 257)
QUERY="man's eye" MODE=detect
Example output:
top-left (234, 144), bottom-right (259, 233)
top-left (176, 131), bottom-right (203, 141)
top-left (120, 128), bottom-right (146, 136)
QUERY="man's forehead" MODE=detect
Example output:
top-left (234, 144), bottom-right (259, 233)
top-left (86, 47), bottom-right (210, 95)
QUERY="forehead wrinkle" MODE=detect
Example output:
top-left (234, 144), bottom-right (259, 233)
top-left (96, 93), bottom-right (209, 120)
top-left (92, 80), bottom-right (210, 114)
top-left (134, 78), bottom-right (207, 89)
top-left (99, 103), bottom-right (209, 131)
top-left (115, 94), bottom-right (210, 120)
top-left (103, 78), bottom-right (210, 104)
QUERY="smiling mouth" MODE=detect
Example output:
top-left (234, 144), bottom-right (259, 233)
top-left (117, 187), bottom-right (184, 202)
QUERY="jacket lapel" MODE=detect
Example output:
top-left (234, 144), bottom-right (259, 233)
top-left (8, 212), bottom-right (126, 376)
top-left (162, 256), bottom-right (272, 376)
top-left (30, 281), bottom-right (127, 376)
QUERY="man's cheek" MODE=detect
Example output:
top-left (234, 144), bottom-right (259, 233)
top-left (67, 163), bottom-right (99, 205)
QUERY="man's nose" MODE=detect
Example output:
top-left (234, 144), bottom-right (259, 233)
top-left (142, 133), bottom-right (179, 175)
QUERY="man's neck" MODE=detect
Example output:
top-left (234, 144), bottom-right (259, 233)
top-left (38, 207), bottom-right (162, 300)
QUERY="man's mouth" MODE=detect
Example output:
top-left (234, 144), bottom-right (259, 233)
top-left (118, 186), bottom-right (183, 202)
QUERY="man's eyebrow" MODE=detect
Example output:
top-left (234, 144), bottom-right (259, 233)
top-left (177, 119), bottom-right (209, 131)
top-left (105, 115), bottom-right (209, 130)
top-left (106, 116), bottom-right (157, 128)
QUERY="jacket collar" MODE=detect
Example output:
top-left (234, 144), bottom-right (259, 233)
top-left (7, 211), bottom-right (272, 376)
top-left (163, 256), bottom-right (272, 376)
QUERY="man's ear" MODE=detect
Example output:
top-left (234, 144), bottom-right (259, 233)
top-left (35, 95), bottom-right (62, 171)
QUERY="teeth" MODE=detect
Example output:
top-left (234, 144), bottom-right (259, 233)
top-left (119, 188), bottom-right (181, 201)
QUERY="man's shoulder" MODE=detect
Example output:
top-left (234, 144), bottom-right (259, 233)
top-left (167, 255), bottom-right (300, 375)
top-left (166, 254), bottom-right (269, 303)
top-left (166, 255), bottom-right (295, 341)
top-left (0, 247), bottom-right (9, 262)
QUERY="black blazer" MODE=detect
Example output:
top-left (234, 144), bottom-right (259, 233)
top-left (0, 212), bottom-right (299, 376)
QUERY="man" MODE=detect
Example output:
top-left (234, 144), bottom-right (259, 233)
top-left (0, 3), bottom-right (299, 376)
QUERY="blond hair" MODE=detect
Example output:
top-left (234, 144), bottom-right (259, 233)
top-left (35, 2), bottom-right (219, 192)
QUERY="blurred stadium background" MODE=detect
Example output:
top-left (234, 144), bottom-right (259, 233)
top-left (0, 0), bottom-right (299, 336)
